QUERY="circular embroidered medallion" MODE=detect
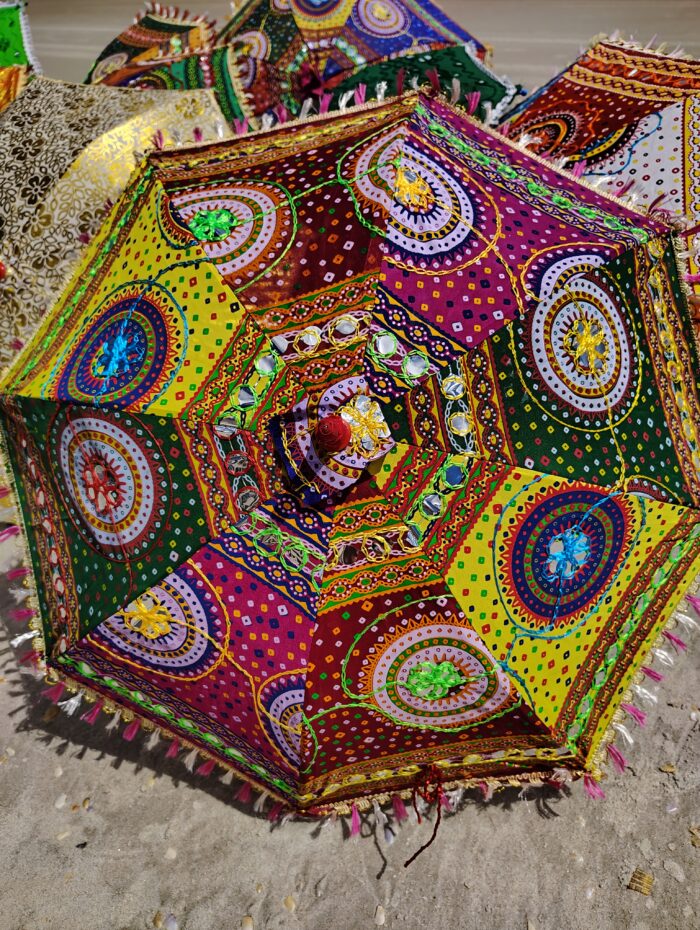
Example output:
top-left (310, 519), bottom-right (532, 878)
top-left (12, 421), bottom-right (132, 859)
top-left (516, 272), bottom-right (639, 428)
top-left (96, 570), bottom-right (225, 679)
top-left (49, 408), bottom-right (170, 561)
top-left (169, 180), bottom-right (294, 287)
top-left (52, 285), bottom-right (186, 409)
top-left (347, 601), bottom-right (513, 730)
top-left (496, 484), bottom-right (636, 631)
top-left (352, 0), bottom-right (409, 38)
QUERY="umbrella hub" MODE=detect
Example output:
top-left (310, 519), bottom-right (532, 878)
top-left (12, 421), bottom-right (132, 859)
top-left (313, 414), bottom-right (352, 456)
top-left (337, 393), bottom-right (392, 458)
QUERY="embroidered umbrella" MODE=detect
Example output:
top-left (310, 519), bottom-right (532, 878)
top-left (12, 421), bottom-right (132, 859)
top-left (218, 0), bottom-right (490, 119)
top-left (86, 1), bottom-right (216, 84)
top-left (501, 39), bottom-right (700, 329)
top-left (3, 93), bottom-right (699, 821)
top-left (0, 77), bottom-right (228, 371)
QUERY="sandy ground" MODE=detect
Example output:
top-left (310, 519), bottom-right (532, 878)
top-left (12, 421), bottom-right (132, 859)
top-left (0, 537), bottom-right (699, 930)
top-left (1, 3), bottom-right (700, 928)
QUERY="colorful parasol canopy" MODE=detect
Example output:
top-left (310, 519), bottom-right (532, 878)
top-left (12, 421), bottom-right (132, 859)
top-left (86, 1), bottom-right (217, 83)
top-left (3, 93), bottom-right (699, 815)
top-left (0, 77), bottom-right (228, 371)
top-left (219, 0), bottom-right (490, 118)
top-left (501, 38), bottom-right (700, 159)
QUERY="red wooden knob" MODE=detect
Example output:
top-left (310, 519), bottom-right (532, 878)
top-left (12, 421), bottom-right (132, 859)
top-left (314, 414), bottom-right (352, 456)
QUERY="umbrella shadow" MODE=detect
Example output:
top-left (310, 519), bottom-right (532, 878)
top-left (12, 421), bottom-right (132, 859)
top-left (0, 629), bottom-right (273, 822)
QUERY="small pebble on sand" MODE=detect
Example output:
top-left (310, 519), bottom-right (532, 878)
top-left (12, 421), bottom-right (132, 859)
top-left (163, 916), bottom-right (178, 930)
top-left (241, 916), bottom-right (254, 930)
top-left (54, 766), bottom-right (63, 778)
top-left (164, 848), bottom-right (177, 861)
top-left (56, 831), bottom-right (70, 841)
top-left (283, 896), bottom-right (296, 913)
top-left (6, 746), bottom-right (15, 757)
top-left (663, 859), bottom-right (686, 883)
top-left (54, 794), bottom-right (67, 810)
top-left (375, 904), bottom-right (386, 926)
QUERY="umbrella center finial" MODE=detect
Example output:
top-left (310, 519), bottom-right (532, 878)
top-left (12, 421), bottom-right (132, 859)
top-left (314, 414), bottom-right (353, 456)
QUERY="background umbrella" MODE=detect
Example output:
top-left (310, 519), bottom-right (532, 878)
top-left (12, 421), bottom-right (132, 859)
top-left (87, 44), bottom-right (253, 127)
top-left (0, 77), bottom-right (228, 371)
top-left (86, 1), bottom-right (216, 83)
top-left (0, 1), bottom-right (40, 71)
top-left (500, 39), bottom-right (700, 336)
top-left (2, 92), bottom-right (698, 817)
top-left (501, 37), bottom-right (700, 159)
top-left (219, 0), bottom-right (490, 119)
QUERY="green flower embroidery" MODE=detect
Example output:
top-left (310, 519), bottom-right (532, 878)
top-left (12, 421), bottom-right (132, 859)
top-left (188, 207), bottom-right (238, 241)
top-left (403, 660), bottom-right (465, 700)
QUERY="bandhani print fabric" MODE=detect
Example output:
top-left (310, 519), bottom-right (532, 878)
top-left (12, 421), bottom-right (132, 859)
top-left (2, 93), bottom-right (700, 812)
top-left (0, 1), bottom-right (40, 70)
top-left (0, 77), bottom-right (228, 371)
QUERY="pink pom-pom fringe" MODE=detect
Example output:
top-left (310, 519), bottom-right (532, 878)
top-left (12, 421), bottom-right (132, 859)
top-left (641, 665), bottom-right (664, 682)
top-left (196, 758), bottom-right (215, 777)
top-left (9, 608), bottom-right (34, 622)
top-left (0, 525), bottom-right (20, 543)
top-left (686, 594), bottom-right (700, 614)
top-left (122, 719), bottom-right (140, 741)
top-left (6, 567), bottom-right (30, 581)
top-left (621, 703), bottom-right (647, 726)
top-left (43, 681), bottom-right (65, 703)
top-left (236, 781), bottom-right (252, 804)
top-left (392, 794), bottom-right (408, 823)
top-left (350, 803), bottom-right (361, 837)
top-left (607, 744), bottom-right (628, 774)
top-left (267, 801), bottom-right (284, 822)
top-left (353, 84), bottom-right (366, 105)
top-left (583, 774), bottom-right (606, 800)
top-left (663, 630), bottom-right (687, 650)
top-left (466, 91), bottom-right (480, 115)
top-left (165, 738), bottom-right (180, 759)
top-left (319, 92), bottom-right (331, 114)
top-left (81, 701), bottom-right (103, 725)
